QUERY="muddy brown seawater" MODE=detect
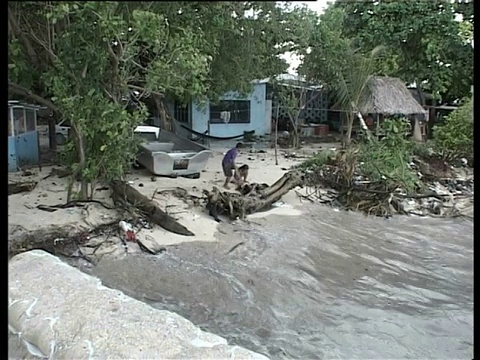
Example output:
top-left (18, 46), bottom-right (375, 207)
top-left (85, 204), bottom-right (472, 359)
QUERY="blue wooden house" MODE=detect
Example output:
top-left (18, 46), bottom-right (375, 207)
top-left (158, 74), bottom-right (328, 139)
top-left (8, 100), bottom-right (43, 172)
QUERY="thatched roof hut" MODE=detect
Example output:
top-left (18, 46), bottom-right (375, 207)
top-left (359, 76), bottom-right (427, 115)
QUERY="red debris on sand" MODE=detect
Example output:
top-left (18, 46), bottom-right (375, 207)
top-left (125, 230), bottom-right (136, 242)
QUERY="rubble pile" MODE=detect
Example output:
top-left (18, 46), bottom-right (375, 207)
top-left (299, 150), bottom-right (473, 219)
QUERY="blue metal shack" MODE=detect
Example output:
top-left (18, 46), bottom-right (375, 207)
top-left (8, 100), bottom-right (43, 172)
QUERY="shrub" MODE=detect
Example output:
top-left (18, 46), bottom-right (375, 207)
top-left (410, 140), bottom-right (433, 158)
top-left (433, 97), bottom-right (473, 163)
top-left (358, 118), bottom-right (420, 192)
top-left (299, 118), bottom-right (432, 193)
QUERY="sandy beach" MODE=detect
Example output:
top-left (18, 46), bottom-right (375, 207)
top-left (8, 141), bottom-right (340, 259)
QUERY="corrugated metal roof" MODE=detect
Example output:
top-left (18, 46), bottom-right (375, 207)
top-left (252, 74), bottom-right (324, 90)
top-left (8, 100), bottom-right (47, 109)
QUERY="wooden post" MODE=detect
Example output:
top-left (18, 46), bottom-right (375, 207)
top-left (206, 119), bottom-right (211, 147)
top-left (48, 116), bottom-right (57, 150)
top-left (274, 103), bottom-right (279, 166)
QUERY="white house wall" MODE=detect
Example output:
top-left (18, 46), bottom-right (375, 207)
top-left (191, 83), bottom-right (268, 137)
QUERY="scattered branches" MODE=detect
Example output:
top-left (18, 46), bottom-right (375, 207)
top-left (203, 171), bottom-right (304, 221)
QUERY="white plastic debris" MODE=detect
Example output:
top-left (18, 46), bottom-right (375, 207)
top-left (119, 221), bottom-right (133, 233)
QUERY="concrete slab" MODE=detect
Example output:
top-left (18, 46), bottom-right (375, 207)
top-left (9, 250), bottom-right (269, 359)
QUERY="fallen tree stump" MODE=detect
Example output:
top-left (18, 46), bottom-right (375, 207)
top-left (8, 224), bottom-right (98, 259)
top-left (8, 181), bottom-right (37, 195)
top-left (110, 180), bottom-right (194, 236)
top-left (204, 170), bottom-right (305, 221)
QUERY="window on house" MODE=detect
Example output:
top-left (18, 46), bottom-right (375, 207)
top-left (13, 108), bottom-right (25, 135)
top-left (210, 100), bottom-right (251, 124)
top-left (174, 101), bottom-right (190, 124)
top-left (25, 109), bottom-right (36, 132)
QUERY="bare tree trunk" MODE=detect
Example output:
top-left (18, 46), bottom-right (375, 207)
top-left (8, 181), bottom-right (37, 195)
top-left (204, 170), bottom-right (304, 220)
top-left (355, 111), bottom-right (372, 141)
top-left (344, 113), bottom-right (354, 147)
top-left (293, 126), bottom-right (300, 149)
top-left (287, 114), bottom-right (299, 149)
top-left (70, 122), bottom-right (88, 200)
top-left (414, 82), bottom-right (426, 143)
top-left (152, 94), bottom-right (166, 129)
top-left (153, 95), bottom-right (174, 131)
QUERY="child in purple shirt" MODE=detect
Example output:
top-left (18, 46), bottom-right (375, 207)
top-left (222, 142), bottom-right (243, 189)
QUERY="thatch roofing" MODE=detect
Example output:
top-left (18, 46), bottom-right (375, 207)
top-left (359, 76), bottom-right (427, 115)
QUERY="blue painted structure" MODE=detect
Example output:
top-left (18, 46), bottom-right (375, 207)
top-left (188, 75), bottom-right (329, 138)
top-left (191, 82), bottom-right (269, 137)
top-left (8, 101), bottom-right (43, 172)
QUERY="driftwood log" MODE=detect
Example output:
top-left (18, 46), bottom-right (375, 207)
top-left (9, 225), bottom-right (95, 259)
top-left (205, 170), bottom-right (305, 221)
top-left (110, 180), bottom-right (194, 236)
top-left (8, 181), bottom-right (37, 195)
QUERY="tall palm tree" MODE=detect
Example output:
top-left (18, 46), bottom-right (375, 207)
top-left (333, 45), bottom-right (385, 146)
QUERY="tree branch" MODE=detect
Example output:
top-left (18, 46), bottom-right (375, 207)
top-left (127, 84), bottom-right (165, 98)
top-left (8, 81), bottom-right (60, 114)
top-left (8, 8), bottom-right (38, 62)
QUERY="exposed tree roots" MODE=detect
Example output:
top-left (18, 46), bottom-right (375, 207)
top-left (203, 170), bottom-right (305, 221)
top-left (300, 149), bottom-right (472, 218)
top-left (8, 221), bottom-right (120, 260)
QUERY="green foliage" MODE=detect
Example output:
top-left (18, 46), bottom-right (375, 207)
top-left (56, 94), bottom-right (148, 183)
top-left (299, 6), bottom-right (352, 88)
top-left (9, 1), bottom-right (311, 199)
top-left (299, 118), bottom-right (421, 192)
top-left (297, 150), bottom-right (335, 170)
top-left (358, 118), bottom-right (420, 192)
top-left (334, 0), bottom-right (473, 102)
top-left (433, 97), bottom-right (473, 162)
top-left (410, 140), bottom-right (433, 159)
top-left (332, 46), bottom-right (385, 113)
top-left (299, 6), bottom-right (385, 145)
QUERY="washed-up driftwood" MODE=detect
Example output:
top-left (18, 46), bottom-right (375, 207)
top-left (204, 170), bottom-right (305, 221)
top-left (8, 181), bottom-right (37, 195)
top-left (301, 149), bottom-right (473, 218)
top-left (110, 180), bottom-right (194, 236)
top-left (9, 225), bottom-right (93, 259)
top-left (8, 219), bottom-right (128, 262)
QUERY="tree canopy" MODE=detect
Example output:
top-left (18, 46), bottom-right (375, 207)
top-left (8, 1), bottom-right (474, 194)
top-left (330, 0), bottom-right (473, 103)
top-left (8, 1), bottom-right (312, 198)
top-left (298, 0), bottom-right (473, 106)
top-left (9, 2), bottom-right (310, 107)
